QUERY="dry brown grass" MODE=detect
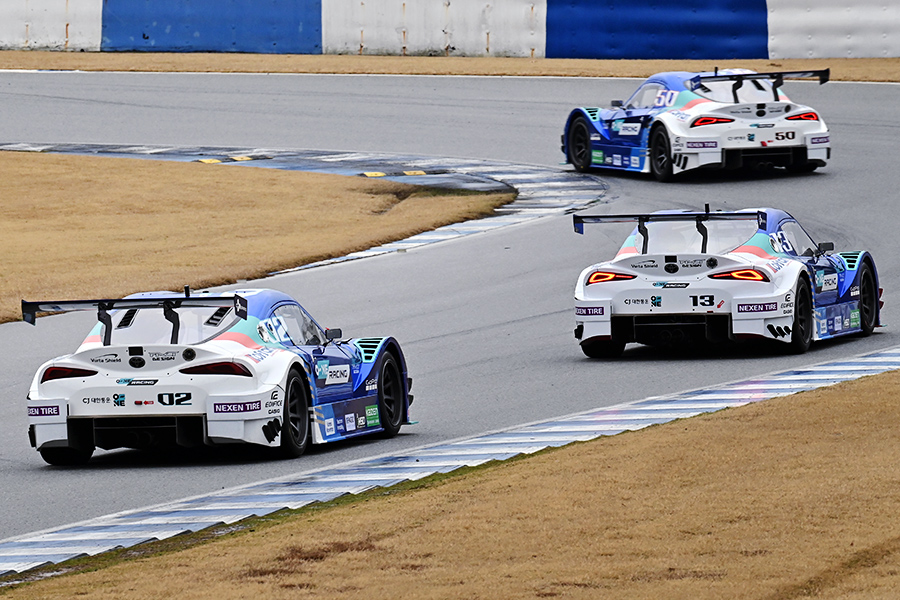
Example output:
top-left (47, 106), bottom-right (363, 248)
top-left (0, 151), bottom-right (512, 323)
top-left (1, 51), bottom-right (898, 81)
top-left (6, 370), bottom-right (900, 599)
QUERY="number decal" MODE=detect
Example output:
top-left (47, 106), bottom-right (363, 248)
top-left (690, 295), bottom-right (715, 307)
top-left (769, 232), bottom-right (794, 254)
top-left (258, 316), bottom-right (291, 344)
top-left (654, 90), bottom-right (678, 108)
top-left (158, 392), bottom-right (192, 406)
top-left (775, 131), bottom-right (796, 141)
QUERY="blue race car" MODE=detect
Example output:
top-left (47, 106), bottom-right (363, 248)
top-left (22, 288), bottom-right (413, 465)
top-left (573, 206), bottom-right (882, 358)
top-left (562, 69), bottom-right (831, 182)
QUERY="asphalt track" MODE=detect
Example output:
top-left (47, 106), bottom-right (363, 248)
top-left (0, 73), bottom-right (898, 549)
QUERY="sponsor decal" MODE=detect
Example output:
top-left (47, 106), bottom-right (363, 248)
top-left (651, 296), bottom-right (662, 308)
top-left (326, 364), bottom-right (350, 385)
top-left (315, 360), bottom-right (329, 379)
top-left (664, 282), bottom-right (689, 289)
top-left (767, 258), bottom-right (791, 273)
top-left (751, 123), bottom-right (775, 128)
top-left (669, 110), bottom-right (691, 122)
top-left (605, 155), bottom-right (613, 165)
top-left (624, 298), bottom-right (649, 305)
top-left (357, 415), bottom-right (367, 429)
top-left (113, 393), bottom-right (126, 407)
top-left (822, 273), bottom-right (838, 292)
top-left (630, 259), bottom-right (658, 269)
top-left (850, 310), bottom-right (861, 328)
top-left (686, 141), bottom-right (717, 149)
top-left (82, 397), bottom-right (112, 404)
top-left (575, 306), bottom-right (604, 316)
top-left (28, 405), bottom-right (60, 417)
top-left (833, 317), bottom-right (842, 332)
top-left (366, 405), bottom-right (380, 427)
top-left (727, 135), bottom-right (747, 142)
top-left (850, 285), bottom-right (860, 298)
top-left (345, 412), bottom-right (356, 432)
top-left (738, 303), bottom-right (778, 313)
top-left (590, 133), bottom-right (601, 141)
top-left (265, 397), bottom-right (282, 415)
top-left (325, 418), bottom-right (335, 436)
top-left (91, 353), bottom-right (121, 364)
top-left (619, 123), bottom-right (641, 136)
top-left (117, 378), bottom-right (158, 385)
top-left (612, 155), bottom-right (622, 167)
top-left (213, 400), bottom-right (261, 413)
top-left (592, 150), bottom-right (604, 163)
top-left (365, 378), bottom-right (378, 392)
top-left (811, 136), bottom-right (829, 144)
top-left (679, 259), bottom-right (703, 268)
top-left (246, 346), bottom-right (278, 364)
top-left (748, 133), bottom-right (756, 142)
top-left (149, 351), bottom-right (177, 362)
top-left (630, 156), bottom-right (641, 169)
top-left (134, 400), bottom-right (155, 406)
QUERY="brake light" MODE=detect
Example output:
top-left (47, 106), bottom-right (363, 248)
top-left (786, 112), bottom-right (819, 121)
top-left (690, 116), bottom-right (735, 127)
top-left (41, 367), bottom-right (98, 383)
top-left (587, 271), bottom-right (637, 284)
top-left (709, 269), bottom-right (770, 282)
top-left (180, 362), bottom-right (252, 377)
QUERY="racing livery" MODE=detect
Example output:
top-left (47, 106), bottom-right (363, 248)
top-left (22, 288), bottom-right (413, 465)
top-left (573, 207), bottom-right (882, 358)
top-left (562, 69), bottom-right (830, 181)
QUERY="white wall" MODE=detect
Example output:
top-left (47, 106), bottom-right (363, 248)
top-left (0, 0), bottom-right (102, 51)
top-left (768, 0), bottom-right (900, 58)
top-left (322, 0), bottom-right (547, 58)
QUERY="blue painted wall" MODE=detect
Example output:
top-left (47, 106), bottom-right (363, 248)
top-left (101, 0), bottom-right (321, 53)
top-left (545, 0), bottom-right (769, 59)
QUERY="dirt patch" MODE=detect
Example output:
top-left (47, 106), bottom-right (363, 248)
top-left (6, 370), bottom-right (900, 599)
top-left (1, 51), bottom-right (899, 82)
top-left (0, 150), bottom-right (512, 323)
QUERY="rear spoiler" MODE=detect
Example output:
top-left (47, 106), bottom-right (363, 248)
top-left (574, 206), bottom-right (765, 254)
top-left (688, 68), bottom-right (830, 103)
top-left (22, 289), bottom-right (247, 346)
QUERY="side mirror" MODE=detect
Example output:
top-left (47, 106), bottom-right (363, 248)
top-left (817, 241), bottom-right (834, 255)
top-left (325, 328), bottom-right (342, 340)
top-left (611, 100), bottom-right (623, 108)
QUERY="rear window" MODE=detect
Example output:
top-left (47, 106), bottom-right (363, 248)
top-left (621, 219), bottom-right (760, 255)
top-left (105, 306), bottom-right (236, 345)
top-left (687, 78), bottom-right (782, 104)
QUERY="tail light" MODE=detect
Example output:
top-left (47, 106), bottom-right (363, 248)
top-left (180, 362), bottom-right (252, 377)
top-left (690, 116), bottom-right (734, 127)
top-left (709, 269), bottom-right (770, 282)
top-left (41, 367), bottom-right (98, 384)
top-left (786, 112), bottom-right (819, 121)
top-left (587, 271), bottom-right (637, 285)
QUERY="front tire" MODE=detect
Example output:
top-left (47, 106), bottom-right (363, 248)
top-left (788, 278), bottom-right (814, 354)
top-left (581, 339), bottom-right (625, 359)
top-left (376, 354), bottom-right (405, 438)
top-left (858, 262), bottom-right (878, 336)
top-left (567, 116), bottom-right (593, 173)
top-left (280, 370), bottom-right (310, 458)
top-left (40, 445), bottom-right (93, 466)
top-left (650, 126), bottom-right (674, 182)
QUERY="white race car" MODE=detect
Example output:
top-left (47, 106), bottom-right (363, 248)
top-left (562, 69), bottom-right (830, 181)
top-left (573, 207), bottom-right (882, 358)
top-left (23, 288), bottom-right (413, 465)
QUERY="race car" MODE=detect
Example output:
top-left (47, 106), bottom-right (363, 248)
top-left (573, 206), bottom-right (882, 358)
top-left (22, 288), bottom-right (413, 465)
top-left (562, 68), bottom-right (831, 181)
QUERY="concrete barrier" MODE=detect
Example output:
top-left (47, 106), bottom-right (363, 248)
top-left (0, 0), bottom-right (897, 59)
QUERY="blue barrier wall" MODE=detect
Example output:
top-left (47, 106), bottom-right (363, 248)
top-left (100, 0), bottom-right (321, 53)
top-left (545, 0), bottom-right (769, 59)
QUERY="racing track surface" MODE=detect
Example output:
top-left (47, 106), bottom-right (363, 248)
top-left (0, 72), bottom-right (898, 543)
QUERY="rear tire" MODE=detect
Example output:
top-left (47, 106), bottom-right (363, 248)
top-left (40, 446), bottom-right (93, 466)
top-left (581, 339), bottom-right (625, 359)
top-left (280, 370), bottom-right (310, 458)
top-left (650, 126), bottom-right (674, 182)
top-left (858, 262), bottom-right (878, 336)
top-left (376, 354), bottom-right (405, 438)
top-left (567, 116), bottom-right (593, 173)
top-left (787, 278), bottom-right (813, 354)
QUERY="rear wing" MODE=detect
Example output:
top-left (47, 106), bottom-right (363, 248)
top-left (573, 207), bottom-right (765, 254)
top-left (688, 69), bottom-right (829, 103)
top-left (22, 290), bottom-right (247, 346)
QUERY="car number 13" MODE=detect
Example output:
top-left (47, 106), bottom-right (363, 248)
top-left (690, 295), bottom-right (715, 307)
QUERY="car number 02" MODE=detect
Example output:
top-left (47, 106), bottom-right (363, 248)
top-left (158, 392), bottom-right (192, 406)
